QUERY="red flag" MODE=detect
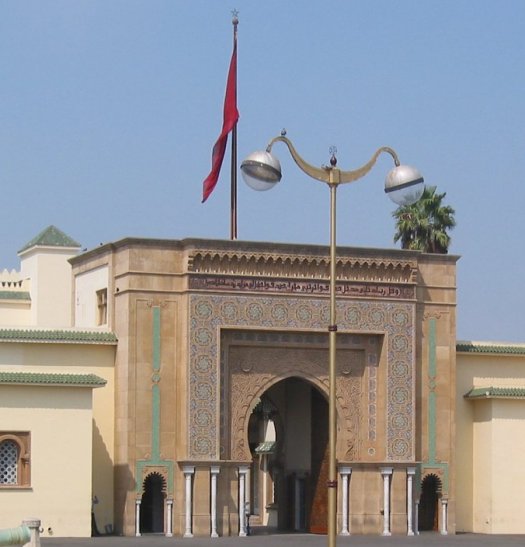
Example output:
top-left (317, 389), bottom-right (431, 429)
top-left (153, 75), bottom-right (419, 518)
top-left (202, 41), bottom-right (239, 203)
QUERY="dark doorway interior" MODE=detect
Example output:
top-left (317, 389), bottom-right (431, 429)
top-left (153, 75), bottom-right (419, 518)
top-left (140, 473), bottom-right (165, 534)
top-left (249, 378), bottom-right (329, 533)
top-left (419, 474), bottom-right (441, 531)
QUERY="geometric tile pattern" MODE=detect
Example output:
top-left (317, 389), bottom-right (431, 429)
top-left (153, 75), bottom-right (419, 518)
top-left (189, 293), bottom-right (415, 461)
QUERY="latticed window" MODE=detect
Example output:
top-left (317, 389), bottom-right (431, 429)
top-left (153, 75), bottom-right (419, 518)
top-left (0, 433), bottom-right (30, 487)
top-left (0, 440), bottom-right (18, 484)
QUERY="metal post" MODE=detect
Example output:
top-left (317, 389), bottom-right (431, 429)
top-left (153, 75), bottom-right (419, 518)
top-left (327, 181), bottom-right (338, 547)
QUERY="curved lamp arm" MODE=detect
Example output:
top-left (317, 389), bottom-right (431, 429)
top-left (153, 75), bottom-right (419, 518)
top-left (266, 135), bottom-right (400, 185)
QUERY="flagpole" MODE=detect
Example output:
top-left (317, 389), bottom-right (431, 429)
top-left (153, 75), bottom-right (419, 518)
top-left (230, 12), bottom-right (239, 240)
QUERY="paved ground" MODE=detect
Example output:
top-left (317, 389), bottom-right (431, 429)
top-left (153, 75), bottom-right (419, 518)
top-left (40, 532), bottom-right (525, 547)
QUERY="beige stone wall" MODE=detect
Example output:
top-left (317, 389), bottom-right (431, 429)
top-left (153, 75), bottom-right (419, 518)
top-left (0, 341), bottom-right (116, 535)
top-left (0, 385), bottom-right (93, 537)
top-left (456, 350), bottom-right (525, 533)
top-left (71, 238), bottom-right (458, 537)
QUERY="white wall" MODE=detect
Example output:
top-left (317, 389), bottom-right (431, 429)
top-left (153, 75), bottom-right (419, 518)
top-left (74, 266), bottom-right (109, 328)
top-left (20, 247), bottom-right (78, 327)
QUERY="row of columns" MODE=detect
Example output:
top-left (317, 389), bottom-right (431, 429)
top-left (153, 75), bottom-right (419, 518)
top-left (339, 466), bottom-right (448, 537)
top-left (138, 464), bottom-right (448, 537)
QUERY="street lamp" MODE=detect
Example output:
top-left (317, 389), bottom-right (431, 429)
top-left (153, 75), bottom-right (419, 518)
top-left (240, 132), bottom-right (424, 547)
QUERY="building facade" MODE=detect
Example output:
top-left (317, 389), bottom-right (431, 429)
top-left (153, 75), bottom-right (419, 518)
top-left (69, 236), bottom-right (458, 537)
top-left (2, 227), bottom-right (525, 537)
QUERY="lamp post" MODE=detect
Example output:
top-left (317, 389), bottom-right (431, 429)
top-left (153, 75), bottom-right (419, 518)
top-left (241, 132), bottom-right (424, 547)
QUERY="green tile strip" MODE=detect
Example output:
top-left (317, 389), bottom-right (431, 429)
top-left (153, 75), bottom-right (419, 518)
top-left (0, 329), bottom-right (117, 344)
top-left (0, 371), bottom-right (106, 387)
top-left (428, 318), bottom-right (437, 464)
top-left (465, 386), bottom-right (525, 399)
top-left (457, 342), bottom-right (525, 355)
top-left (136, 305), bottom-right (173, 496)
top-left (421, 317), bottom-right (448, 492)
top-left (152, 307), bottom-right (161, 460)
top-left (0, 291), bottom-right (31, 301)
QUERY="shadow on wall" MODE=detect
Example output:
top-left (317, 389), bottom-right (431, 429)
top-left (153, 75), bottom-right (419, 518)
top-left (92, 420), bottom-right (115, 536)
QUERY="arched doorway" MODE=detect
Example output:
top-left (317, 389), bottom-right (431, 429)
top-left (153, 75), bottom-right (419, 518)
top-left (247, 377), bottom-right (328, 533)
top-left (140, 472), bottom-right (166, 534)
top-left (419, 474), bottom-right (442, 531)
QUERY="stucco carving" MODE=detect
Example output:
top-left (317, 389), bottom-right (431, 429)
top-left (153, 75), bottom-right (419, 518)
top-left (188, 249), bottom-right (417, 284)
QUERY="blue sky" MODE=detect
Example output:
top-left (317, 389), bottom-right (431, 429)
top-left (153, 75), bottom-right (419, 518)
top-left (1, 1), bottom-right (524, 342)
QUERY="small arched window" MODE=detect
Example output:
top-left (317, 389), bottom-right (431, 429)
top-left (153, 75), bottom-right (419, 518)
top-left (0, 433), bottom-right (30, 488)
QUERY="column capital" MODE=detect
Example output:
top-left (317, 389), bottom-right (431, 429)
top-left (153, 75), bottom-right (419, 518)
top-left (210, 465), bottom-right (221, 475)
top-left (183, 465), bottom-right (195, 475)
top-left (380, 466), bottom-right (393, 475)
top-left (339, 466), bottom-right (352, 475)
top-left (238, 465), bottom-right (250, 475)
top-left (407, 466), bottom-right (417, 476)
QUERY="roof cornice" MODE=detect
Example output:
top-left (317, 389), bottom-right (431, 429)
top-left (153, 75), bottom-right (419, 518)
top-left (0, 329), bottom-right (117, 345)
top-left (465, 386), bottom-right (525, 399)
top-left (457, 341), bottom-right (525, 356)
top-left (0, 371), bottom-right (106, 387)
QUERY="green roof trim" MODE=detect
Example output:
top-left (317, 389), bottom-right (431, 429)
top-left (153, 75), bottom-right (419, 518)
top-left (18, 225), bottom-right (81, 254)
top-left (0, 329), bottom-right (117, 344)
top-left (465, 387), bottom-right (525, 399)
top-left (0, 372), bottom-right (106, 387)
top-left (0, 291), bottom-right (31, 301)
top-left (456, 341), bottom-right (525, 355)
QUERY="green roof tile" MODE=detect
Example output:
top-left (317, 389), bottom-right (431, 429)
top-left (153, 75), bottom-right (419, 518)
top-left (456, 341), bottom-right (525, 355)
top-left (254, 441), bottom-right (276, 454)
top-left (18, 225), bottom-right (81, 254)
top-left (0, 291), bottom-right (31, 301)
top-left (0, 371), bottom-right (106, 387)
top-left (465, 386), bottom-right (525, 399)
top-left (0, 329), bottom-right (117, 344)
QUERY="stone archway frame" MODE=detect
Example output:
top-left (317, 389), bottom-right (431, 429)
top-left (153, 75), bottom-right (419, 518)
top-left (189, 294), bottom-right (415, 462)
top-left (139, 467), bottom-right (168, 496)
top-left (224, 335), bottom-right (367, 461)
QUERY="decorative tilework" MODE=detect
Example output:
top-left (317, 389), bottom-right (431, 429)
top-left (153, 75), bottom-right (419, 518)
top-left (189, 294), bottom-right (415, 462)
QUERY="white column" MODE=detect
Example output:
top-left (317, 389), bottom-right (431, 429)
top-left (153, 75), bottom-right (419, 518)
top-left (183, 466), bottom-right (195, 538)
top-left (238, 465), bottom-right (250, 537)
top-left (339, 466), bottom-right (352, 536)
top-left (166, 498), bottom-right (173, 537)
top-left (414, 500), bottom-right (420, 535)
top-left (135, 499), bottom-right (141, 537)
top-left (380, 467), bottom-right (393, 536)
top-left (440, 498), bottom-right (448, 535)
top-left (210, 466), bottom-right (220, 537)
top-left (406, 467), bottom-right (416, 536)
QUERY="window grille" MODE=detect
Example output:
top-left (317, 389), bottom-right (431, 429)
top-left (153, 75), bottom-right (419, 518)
top-left (0, 440), bottom-right (18, 484)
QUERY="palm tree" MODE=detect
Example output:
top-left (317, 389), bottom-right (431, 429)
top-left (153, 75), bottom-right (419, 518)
top-left (393, 186), bottom-right (456, 253)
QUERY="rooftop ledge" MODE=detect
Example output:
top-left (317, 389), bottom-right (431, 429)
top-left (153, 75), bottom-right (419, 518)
top-left (0, 329), bottom-right (117, 344)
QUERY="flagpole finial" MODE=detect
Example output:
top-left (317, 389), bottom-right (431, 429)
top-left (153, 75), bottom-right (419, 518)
top-left (232, 9), bottom-right (239, 26)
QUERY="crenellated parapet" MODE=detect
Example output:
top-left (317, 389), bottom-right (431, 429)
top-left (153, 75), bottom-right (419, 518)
top-left (0, 270), bottom-right (30, 291)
